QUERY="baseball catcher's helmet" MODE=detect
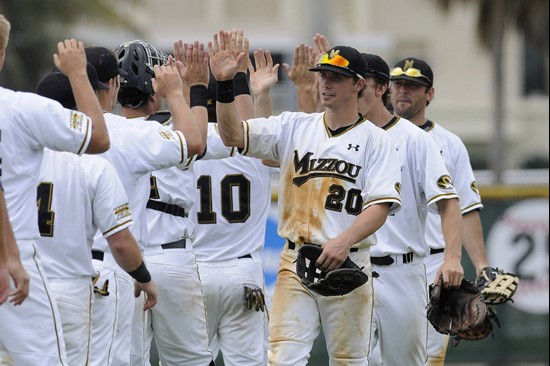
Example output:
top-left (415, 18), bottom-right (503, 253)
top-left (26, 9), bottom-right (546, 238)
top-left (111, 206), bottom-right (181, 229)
top-left (115, 40), bottom-right (169, 107)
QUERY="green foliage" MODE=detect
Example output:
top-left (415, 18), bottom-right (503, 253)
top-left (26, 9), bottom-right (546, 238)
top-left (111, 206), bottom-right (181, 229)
top-left (0, 0), bottom-right (143, 91)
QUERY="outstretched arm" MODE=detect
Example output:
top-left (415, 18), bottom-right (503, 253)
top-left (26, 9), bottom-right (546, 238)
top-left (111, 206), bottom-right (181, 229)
top-left (249, 48), bottom-right (279, 118)
top-left (54, 39), bottom-right (109, 153)
top-left (208, 30), bottom-right (247, 147)
top-left (283, 44), bottom-right (318, 113)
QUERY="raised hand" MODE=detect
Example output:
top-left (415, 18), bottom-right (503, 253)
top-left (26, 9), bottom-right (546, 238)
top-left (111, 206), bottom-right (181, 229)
top-left (208, 30), bottom-right (247, 81)
top-left (313, 32), bottom-right (331, 60)
top-left (283, 44), bottom-right (316, 88)
top-left (229, 29), bottom-right (250, 74)
top-left (249, 49), bottom-right (279, 97)
top-left (53, 39), bottom-right (87, 77)
top-left (182, 41), bottom-right (209, 87)
top-left (151, 57), bottom-right (184, 99)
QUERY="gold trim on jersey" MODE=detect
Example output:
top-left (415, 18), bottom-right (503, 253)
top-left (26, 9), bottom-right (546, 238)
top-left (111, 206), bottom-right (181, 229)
top-left (103, 219), bottom-right (133, 236)
top-left (461, 202), bottom-right (483, 214)
top-left (427, 193), bottom-right (459, 206)
top-left (174, 131), bottom-right (185, 164)
top-left (242, 120), bottom-right (250, 156)
top-left (363, 197), bottom-right (401, 209)
top-left (323, 113), bottom-right (368, 138)
top-left (423, 120), bottom-right (435, 132)
top-left (381, 116), bottom-right (401, 131)
top-left (77, 117), bottom-right (91, 155)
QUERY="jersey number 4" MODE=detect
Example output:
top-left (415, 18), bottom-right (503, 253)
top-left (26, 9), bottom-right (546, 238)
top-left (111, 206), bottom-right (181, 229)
top-left (196, 174), bottom-right (251, 224)
top-left (36, 182), bottom-right (55, 237)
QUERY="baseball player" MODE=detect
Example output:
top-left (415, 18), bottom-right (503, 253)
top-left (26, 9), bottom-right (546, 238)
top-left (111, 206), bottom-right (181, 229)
top-left (390, 57), bottom-right (490, 366)
top-left (210, 31), bottom-right (402, 365)
top-left (191, 33), bottom-right (278, 365)
top-left (0, 19), bottom-right (110, 366)
top-left (83, 40), bottom-right (206, 366)
top-left (35, 68), bottom-right (158, 365)
top-left (128, 41), bottom-right (216, 366)
top-left (356, 53), bottom-right (463, 366)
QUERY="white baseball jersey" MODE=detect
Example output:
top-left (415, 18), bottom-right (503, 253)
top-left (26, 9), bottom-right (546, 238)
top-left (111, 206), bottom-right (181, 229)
top-left (37, 149), bottom-right (133, 279)
top-left (192, 126), bottom-right (275, 261)
top-left (147, 123), bottom-right (236, 246)
top-left (370, 117), bottom-right (458, 257)
top-left (421, 120), bottom-right (483, 250)
top-left (0, 88), bottom-right (92, 240)
top-left (241, 111), bottom-right (401, 248)
top-left (93, 113), bottom-right (189, 251)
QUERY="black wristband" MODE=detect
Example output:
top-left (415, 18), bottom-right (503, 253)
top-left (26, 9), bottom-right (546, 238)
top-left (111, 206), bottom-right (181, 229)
top-left (127, 260), bottom-right (152, 283)
top-left (234, 72), bottom-right (250, 96)
top-left (190, 85), bottom-right (208, 108)
top-left (216, 79), bottom-right (235, 103)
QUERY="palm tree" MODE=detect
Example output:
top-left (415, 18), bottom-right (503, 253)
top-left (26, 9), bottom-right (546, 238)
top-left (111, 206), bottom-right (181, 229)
top-left (0, 0), bottom-right (142, 91)
top-left (434, 0), bottom-right (549, 182)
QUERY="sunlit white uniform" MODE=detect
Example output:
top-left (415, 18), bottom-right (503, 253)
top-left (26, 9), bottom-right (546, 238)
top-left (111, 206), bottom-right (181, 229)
top-left (192, 124), bottom-right (276, 366)
top-left (0, 89), bottom-right (93, 366)
top-left (90, 112), bottom-right (189, 366)
top-left (369, 117), bottom-right (458, 366)
top-left (36, 150), bottom-right (133, 366)
top-left (421, 120), bottom-right (482, 365)
top-left (131, 119), bottom-right (216, 366)
top-left (240, 111), bottom-right (402, 366)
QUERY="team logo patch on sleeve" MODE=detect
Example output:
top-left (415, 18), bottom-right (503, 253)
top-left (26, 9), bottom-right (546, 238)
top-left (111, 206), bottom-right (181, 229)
top-left (69, 111), bottom-right (84, 131)
top-left (436, 175), bottom-right (454, 189)
top-left (471, 181), bottom-right (480, 195)
top-left (114, 203), bottom-right (131, 221)
top-left (158, 130), bottom-right (174, 141)
top-left (394, 182), bottom-right (401, 195)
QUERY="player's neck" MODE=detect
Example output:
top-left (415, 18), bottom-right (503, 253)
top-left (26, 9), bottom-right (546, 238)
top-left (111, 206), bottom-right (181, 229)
top-left (325, 103), bottom-right (362, 130)
top-left (408, 110), bottom-right (427, 127)
top-left (364, 103), bottom-right (394, 128)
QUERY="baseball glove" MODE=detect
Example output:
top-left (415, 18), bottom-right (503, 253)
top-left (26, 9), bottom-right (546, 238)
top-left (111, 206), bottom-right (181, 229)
top-left (295, 244), bottom-right (368, 297)
top-left (427, 276), bottom-right (487, 336)
top-left (475, 267), bottom-right (519, 305)
top-left (453, 305), bottom-right (500, 343)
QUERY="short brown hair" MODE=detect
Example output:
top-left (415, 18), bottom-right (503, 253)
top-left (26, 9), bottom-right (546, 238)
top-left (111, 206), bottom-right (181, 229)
top-left (0, 14), bottom-right (11, 50)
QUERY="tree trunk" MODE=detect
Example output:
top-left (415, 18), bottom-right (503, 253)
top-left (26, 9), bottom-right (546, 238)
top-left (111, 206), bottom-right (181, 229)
top-left (490, 3), bottom-right (505, 183)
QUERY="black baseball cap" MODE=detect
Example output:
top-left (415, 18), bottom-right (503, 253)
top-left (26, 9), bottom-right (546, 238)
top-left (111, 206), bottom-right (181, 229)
top-left (390, 57), bottom-right (433, 87)
top-left (37, 62), bottom-right (109, 109)
top-left (85, 46), bottom-right (127, 83)
top-left (310, 46), bottom-right (367, 79)
top-left (361, 53), bottom-right (390, 83)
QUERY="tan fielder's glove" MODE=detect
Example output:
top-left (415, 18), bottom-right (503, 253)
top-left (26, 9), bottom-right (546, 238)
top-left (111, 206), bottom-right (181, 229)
top-left (475, 267), bottom-right (519, 305)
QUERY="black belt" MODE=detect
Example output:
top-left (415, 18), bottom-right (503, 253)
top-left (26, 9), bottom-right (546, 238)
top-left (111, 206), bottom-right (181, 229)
top-left (147, 200), bottom-right (187, 218)
top-left (161, 239), bottom-right (187, 250)
top-left (430, 248), bottom-right (445, 255)
top-left (287, 240), bottom-right (358, 253)
top-left (92, 250), bottom-right (104, 261)
top-left (238, 254), bottom-right (252, 259)
top-left (371, 252), bottom-right (414, 266)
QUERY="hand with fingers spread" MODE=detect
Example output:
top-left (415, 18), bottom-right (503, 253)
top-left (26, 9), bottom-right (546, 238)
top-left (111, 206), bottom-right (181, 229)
top-left (151, 57), bottom-right (185, 99)
top-left (53, 39), bottom-right (88, 78)
top-left (312, 32), bottom-right (331, 61)
top-left (173, 40), bottom-right (190, 90)
top-left (249, 49), bottom-right (279, 98)
top-left (283, 44), bottom-right (316, 89)
top-left (208, 30), bottom-right (247, 81)
top-left (182, 41), bottom-right (209, 88)
top-left (229, 29), bottom-right (250, 74)
top-left (134, 280), bottom-right (158, 311)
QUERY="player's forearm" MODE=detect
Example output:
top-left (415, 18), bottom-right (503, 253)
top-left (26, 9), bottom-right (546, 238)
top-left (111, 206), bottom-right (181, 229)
top-left (168, 93), bottom-right (205, 157)
top-left (297, 85), bottom-right (317, 113)
top-left (235, 94), bottom-right (254, 121)
top-left (438, 198), bottom-right (463, 261)
top-left (0, 191), bottom-right (9, 266)
top-left (462, 210), bottom-right (490, 275)
top-left (69, 73), bottom-right (110, 154)
top-left (337, 203), bottom-right (390, 249)
top-left (216, 100), bottom-right (245, 148)
top-left (106, 229), bottom-right (144, 273)
top-left (254, 91), bottom-right (273, 118)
